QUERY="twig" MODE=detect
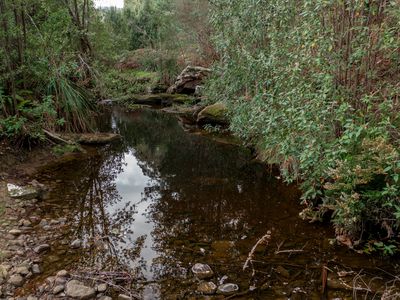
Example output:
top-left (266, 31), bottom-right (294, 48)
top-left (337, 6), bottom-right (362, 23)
top-left (243, 230), bottom-right (272, 271)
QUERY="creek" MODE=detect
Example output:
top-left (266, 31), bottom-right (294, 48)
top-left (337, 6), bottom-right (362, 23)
top-left (24, 107), bottom-right (399, 299)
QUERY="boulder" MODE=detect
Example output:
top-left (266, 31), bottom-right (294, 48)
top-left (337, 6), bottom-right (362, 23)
top-left (65, 280), bottom-right (96, 299)
top-left (7, 183), bottom-right (39, 200)
top-left (167, 66), bottom-right (211, 94)
top-left (197, 102), bottom-right (228, 126)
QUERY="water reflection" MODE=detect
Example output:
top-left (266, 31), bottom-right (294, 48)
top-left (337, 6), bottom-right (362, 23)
top-left (37, 108), bottom-right (398, 298)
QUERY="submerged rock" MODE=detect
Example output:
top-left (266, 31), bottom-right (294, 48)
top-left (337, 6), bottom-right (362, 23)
top-left (217, 283), bottom-right (239, 295)
top-left (65, 280), bottom-right (96, 299)
top-left (7, 183), bottom-right (39, 200)
top-left (192, 263), bottom-right (214, 279)
top-left (197, 281), bottom-right (217, 295)
top-left (197, 102), bottom-right (228, 126)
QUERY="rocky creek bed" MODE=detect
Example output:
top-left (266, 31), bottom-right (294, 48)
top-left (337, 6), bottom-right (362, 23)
top-left (1, 106), bottom-right (400, 299)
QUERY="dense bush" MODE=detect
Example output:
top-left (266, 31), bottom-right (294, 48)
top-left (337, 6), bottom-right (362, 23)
top-left (206, 0), bottom-right (400, 252)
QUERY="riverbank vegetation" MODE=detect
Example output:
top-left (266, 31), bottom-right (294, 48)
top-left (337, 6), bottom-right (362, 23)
top-left (205, 1), bottom-right (400, 254)
top-left (1, 0), bottom-right (400, 254)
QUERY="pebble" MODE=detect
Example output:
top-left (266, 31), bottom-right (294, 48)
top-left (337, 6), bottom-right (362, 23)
top-left (99, 297), bottom-right (112, 300)
top-left (33, 243), bottom-right (50, 253)
top-left (53, 285), bottom-right (64, 294)
top-left (97, 283), bottom-right (107, 292)
top-left (32, 264), bottom-right (41, 274)
top-left (192, 263), bottom-right (214, 279)
top-left (39, 219), bottom-right (48, 227)
top-left (217, 283), bottom-right (239, 295)
top-left (9, 229), bottom-right (22, 236)
top-left (197, 281), bottom-right (217, 295)
top-left (27, 296), bottom-right (38, 300)
top-left (19, 219), bottom-right (32, 227)
top-left (14, 266), bottom-right (30, 276)
top-left (118, 294), bottom-right (131, 300)
top-left (56, 269), bottom-right (69, 277)
top-left (70, 239), bottom-right (82, 249)
top-left (8, 274), bottom-right (24, 286)
top-left (65, 280), bottom-right (96, 299)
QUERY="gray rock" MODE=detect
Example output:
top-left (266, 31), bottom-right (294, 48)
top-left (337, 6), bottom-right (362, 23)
top-left (14, 266), bottom-right (30, 276)
top-left (65, 280), bottom-right (96, 299)
top-left (32, 264), bottom-right (41, 274)
top-left (0, 265), bottom-right (9, 279)
top-left (39, 219), bottom-right (48, 227)
top-left (33, 243), bottom-right (50, 253)
top-left (197, 281), bottom-right (217, 295)
top-left (98, 297), bottom-right (112, 300)
top-left (53, 285), bottom-right (64, 294)
top-left (118, 294), bottom-right (131, 300)
top-left (7, 183), bottom-right (39, 200)
top-left (96, 283), bottom-right (107, 292)
top-left (27, 296), bottom-right (38, 300)
top-left (192, 263), bottom-right (214, 279)
top-left (56, 270), bottom-right (69, 277)
top-left (70, 239), bottom-right (82, 249)
top-left (19, 219), bottom-right (32, 227)
top-left (9, 229), bottom-right (22, 236)
top-left (8, 274), bottom-right (24, 286)
top-left (217, 283), bottom-right (239, 295)
top-left (167, 66), bottom-right (212, 94)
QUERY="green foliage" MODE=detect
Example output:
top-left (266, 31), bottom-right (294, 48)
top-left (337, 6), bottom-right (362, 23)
top-left (206, 0), bottom-right (400, 252)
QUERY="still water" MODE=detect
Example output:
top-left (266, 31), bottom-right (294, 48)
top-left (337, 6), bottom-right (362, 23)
top-left (33, 107), bottom-right (398, 299)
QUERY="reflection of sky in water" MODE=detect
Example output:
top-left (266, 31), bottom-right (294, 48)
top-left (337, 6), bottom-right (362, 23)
top-left (111, 150), bottom-right (159, 279)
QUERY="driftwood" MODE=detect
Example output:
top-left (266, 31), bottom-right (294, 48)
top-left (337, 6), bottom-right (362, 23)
top-left (43, 129), bottom-right (74, 144)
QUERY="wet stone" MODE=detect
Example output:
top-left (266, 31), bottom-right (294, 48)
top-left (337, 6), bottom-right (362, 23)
top-left (192, 263), bottom-right (214, 279)
top-left (197, 281), bottom-right (217, 295)
top-left (65, 280), bottom-right (96, 299)
top-left (8, 274), bottom-right (24, 286)
top-left (217, 283), bottom-right (239, 295)
top-left (7, 183), bottom-right (39, 200)
top-left (33, 243), bottom-right (50, 253)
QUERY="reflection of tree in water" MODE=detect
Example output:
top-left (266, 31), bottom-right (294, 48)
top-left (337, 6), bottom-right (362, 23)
top-left (41, 108), bottom-right (303, 290)
top-left (109, 109), bottom-right (302, 285)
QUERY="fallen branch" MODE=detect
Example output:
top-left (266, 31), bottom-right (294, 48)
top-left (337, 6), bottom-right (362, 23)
top-left (243, 230), bottom-right (272, 271)
top-left (43, 129), bottom-right (73, 145)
